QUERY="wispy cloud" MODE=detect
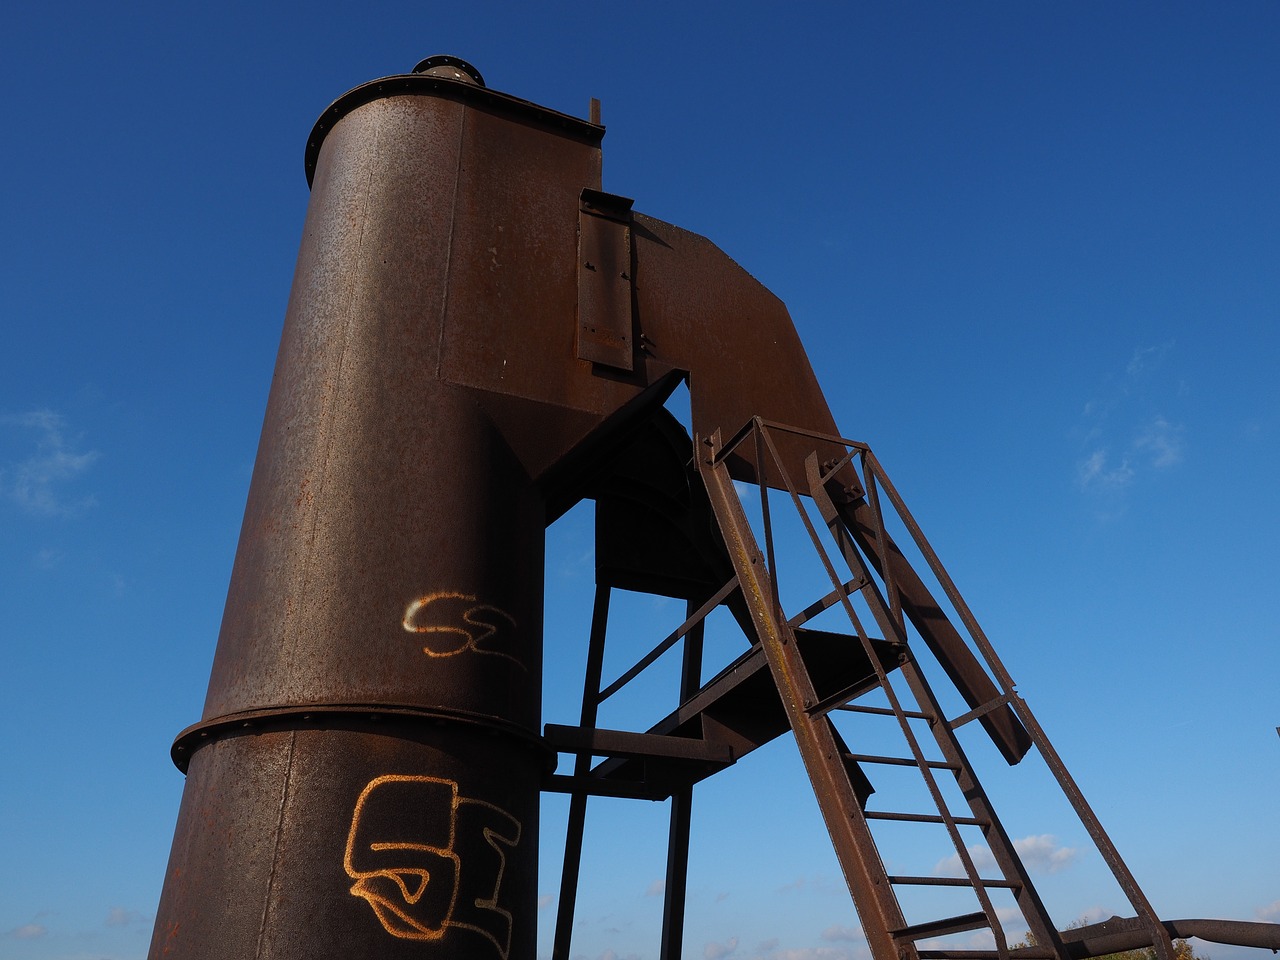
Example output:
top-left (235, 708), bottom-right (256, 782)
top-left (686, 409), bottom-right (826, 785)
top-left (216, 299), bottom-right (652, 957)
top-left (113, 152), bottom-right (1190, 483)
top-left (1073, 905), bottom-right (1115, 927)
top-left (7, 922), bottom-right (47, 939)
top-left (934, 834), bottom-right (1077, 876)
top-left (1074, 344), bottom-right (1185, 499)
top-left (821, 925), bottom-right (862, 943)
top-left (34, 546), bottom-right (62, 569)
top-left (1077, 449), bottom-right (1134, 490)
top-left (927, 906), bottom-right (1030, 951)
top-left (742, 934), bottom-right (866, 960)
top-left (1125, 342), bottom-right (1174, 380)
top-left (1012, 834), bottom-right (1079, 872)
top-left (1133, 416), bottom-right (1184, 468)
top-left (775, 874), bottom-right (839, 895)
top-left (755, 946), bottom-right (860, 960)
top-left (705, 936), bottom-right (740, 959)
top-left (1, 409), bottom-right (98, 515)
top-left (106, 907), bottom-right (145, 928)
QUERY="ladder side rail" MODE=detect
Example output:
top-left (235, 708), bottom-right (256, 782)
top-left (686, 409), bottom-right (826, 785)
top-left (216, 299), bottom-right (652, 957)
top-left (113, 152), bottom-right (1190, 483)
top-left (553, 583), bottom-right (614, 960)
top-left (698, 429), bottom-right (913, 960)
top-left (860, 456), bottom-right (905, 633)
top-left (754, 426), bottom-right (783, 620)
top-left (860, 450), bottom-right (1177, 960)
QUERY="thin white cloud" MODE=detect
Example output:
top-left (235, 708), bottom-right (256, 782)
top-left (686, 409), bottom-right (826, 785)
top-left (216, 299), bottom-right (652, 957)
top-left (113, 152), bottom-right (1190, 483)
top-left (1077, 449), bottom-right (1134, 489)
top-left (821, 925), bottom-right (862, 943)
top-left (934, 841), bottom-right (996, 875)
top-left (934, 835), bottom-right (1077, 876)
top-left (746, 937), bottom-right (863, 960)
top-left (106, 907), bottom-right (144, 927)
top-left (1074, 344), bottom-right (1184, 498)
top-left (34, 547), bottom-right (61, 569)
top-left (1074, 906), bottom-right (1114, 926)
top-left (8, 922), bottom-right (47, 939)
top-left (1134, 416), bottom-right (1183, 468)
top-left (705, 936), bottom-right (740, 959)
top-left (946, 907), bottom-right (1032, 952)
top-left (1125, 342), bottom-right (1174, 380)
top-left (776, 874), bottom-right (838, 894)
top-left (769, 947), bottom-right (859, 960)
top-left (1012, 834), bottom-right (1078, 872)
top-left (1, 409), bottom-right (98, 515)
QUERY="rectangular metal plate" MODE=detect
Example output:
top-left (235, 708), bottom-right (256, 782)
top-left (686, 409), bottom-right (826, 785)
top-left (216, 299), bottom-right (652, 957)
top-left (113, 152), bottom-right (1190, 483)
top-left (577, 190), bottom-right (634, 371)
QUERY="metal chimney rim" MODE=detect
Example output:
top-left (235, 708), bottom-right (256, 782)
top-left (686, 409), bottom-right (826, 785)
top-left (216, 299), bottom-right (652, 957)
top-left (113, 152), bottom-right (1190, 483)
top-left (412, 54), bottom-right (486, 87)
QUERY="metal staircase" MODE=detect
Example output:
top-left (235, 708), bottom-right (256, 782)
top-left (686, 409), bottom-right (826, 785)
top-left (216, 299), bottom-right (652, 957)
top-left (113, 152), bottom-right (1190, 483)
top-left (543, 412), bottom-right (1250, 960)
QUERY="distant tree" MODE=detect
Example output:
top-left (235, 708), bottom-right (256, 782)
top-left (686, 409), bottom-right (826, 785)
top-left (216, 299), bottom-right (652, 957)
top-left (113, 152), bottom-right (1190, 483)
top-left (1086, 939), bottom-right (1207, 960)
top-left (1011, 921), bottom-right (1209, 960)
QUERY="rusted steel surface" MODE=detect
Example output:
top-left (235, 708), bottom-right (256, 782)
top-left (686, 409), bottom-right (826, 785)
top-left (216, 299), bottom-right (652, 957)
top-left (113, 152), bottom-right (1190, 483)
top-left (155, 724), bottom-right (538, 960)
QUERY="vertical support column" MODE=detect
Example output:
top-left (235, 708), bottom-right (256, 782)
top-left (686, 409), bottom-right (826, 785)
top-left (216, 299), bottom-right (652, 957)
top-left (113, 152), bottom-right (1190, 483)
top-left (659, 600), bottom-right (706, 960)
top-left (553, 584), bottom-right (612, 960)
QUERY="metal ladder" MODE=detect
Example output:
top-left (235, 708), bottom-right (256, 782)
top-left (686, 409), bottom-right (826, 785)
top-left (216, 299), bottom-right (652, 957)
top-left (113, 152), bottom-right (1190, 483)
top-left (695, 418), bottom-right (1176, 960)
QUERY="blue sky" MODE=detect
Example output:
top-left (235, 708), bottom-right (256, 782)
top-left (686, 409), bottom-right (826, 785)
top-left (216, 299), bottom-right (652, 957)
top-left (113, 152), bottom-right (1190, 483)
top-left (2, 3), bottom-right (1277, 960)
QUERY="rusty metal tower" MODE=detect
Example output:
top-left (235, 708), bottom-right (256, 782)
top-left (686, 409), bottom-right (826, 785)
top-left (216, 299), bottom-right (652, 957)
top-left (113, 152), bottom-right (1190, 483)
top-left (149, 58), bottom-right (1280, 960)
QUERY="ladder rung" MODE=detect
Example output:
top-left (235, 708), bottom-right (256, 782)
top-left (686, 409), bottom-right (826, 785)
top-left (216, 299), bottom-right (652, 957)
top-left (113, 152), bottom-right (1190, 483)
top-left (836, 703), bottom-right (934, 721)
top-left (892, 911), bottom-right (990, 942)
top-left (948, 692), bottom-right (1016, 731)
top-left (807, 677), bottom-right (883, 718)
top-left (846, 752), bottom-right (958, 771)
top-left (865, 810), bottom-right (987, 827)
top-left (787, 576), bottom-right (868, 627)
top-left (888, 875), bottom-right (1020, 889)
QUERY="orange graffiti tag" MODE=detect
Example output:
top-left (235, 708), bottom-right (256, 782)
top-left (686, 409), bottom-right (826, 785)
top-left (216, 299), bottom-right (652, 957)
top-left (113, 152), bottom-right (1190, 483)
top-left (344, 775), bottom-right (522, 959)
top-left (402, 592), bottom-right (523, 670)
